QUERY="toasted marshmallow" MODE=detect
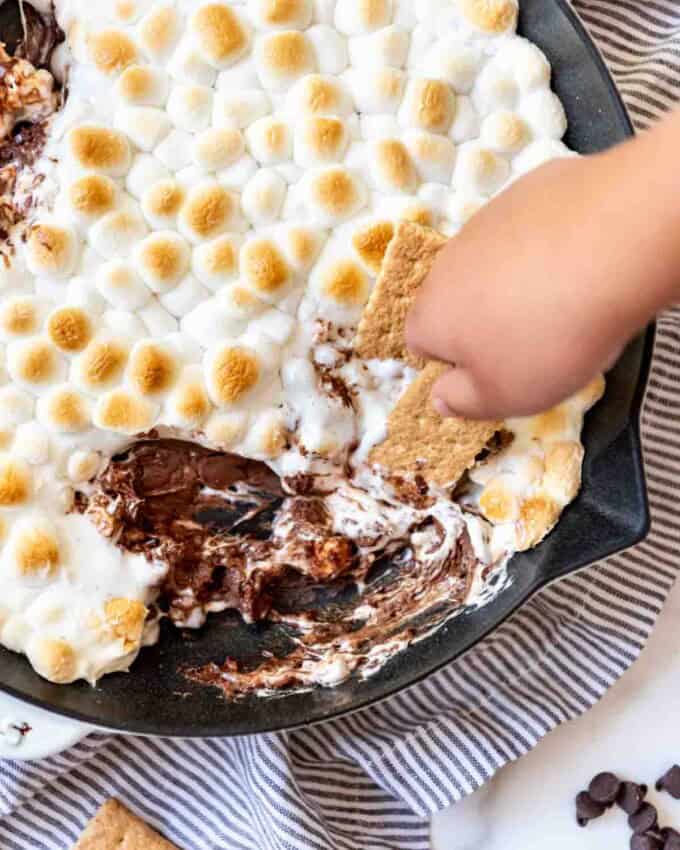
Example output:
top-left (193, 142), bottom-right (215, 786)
top-left (137, 4), bottom-right (181, 59)
top-left (87, 29), bottom-right (138, 76)
top-left (246, 116), bottom-right (292, 165)
top-left (127, 340), bottom-right (179, 397)
top-left (67, 124), bottom-right (132, 177)
top-left (241, 169), bottom-right (287, 225)
top-left (294, 116), bottom-right (348, 167)
top-left (282, 226), bottom-right (324, 270)
top-left (453, 144), bottom-right (510, 195)
top-left (114, 105), bottom-right (171, 152)
top-left (256, 31), bottom-right (317, 90)
top-left (25, 222), bottom-right (79, 279)
top-left (204, 342), bottom-right (266, 407)
top-left (166, 84), bottom-right (214, 132)
top-left (310, 254), bottom-right (370, 316)
top-left (46, 306), bottom-right (94, 354)
top-left (89, 202), bottom-right (148, 259)
top-left (160, 274), bottom-right (209, 317)
top-left (192, 127), bottom-right (245, 172)
top-left (178, 181), bottom-right (237, 242)
top-left (335, 0), bottom-right (392, 34)
top-left (521, 89), bottom-right (567, 139)
top-left (7, 338), bottom-right (65, 391)
top-left (103, 597), bottom-right (148, 651)
top-left (96, 260), bottom-right (150, 309)
top-left (140, 178), bottom-right (185, 228)
top-left (369, 138), bottom-right (417, 192)
top-left (110, 0), bottom-right (150, 24)
top-left (420, 37), bottom-right (482, 94)
top-left (285, 73), bottom-right (352, 117)
top-left (0, 455), bottom-right (31, 507)
top-left (26, 637), bottom-right (76, 684)
top-left (473, 64), bottom-right (518, 115)
top-left (304, 166), bottom-right (367, 226)
top-left (242, 407), bottom-right (288, 458)
top-left (240, 237), bottom-right (292, 299)
top-left (71, 336), bottom-right (130, 393)
top-left (249, 0), bottom-right (313, 29)
top-left (212, 88), bottom-right (271, 129)
top-left (133, 231), bottom-right (191, 291)
top-left (66, 449), bottom-right (101, 483)
top-left (398, 78), bottom-right (456, 133)
top-left (94, 388), bottom-right (158, 434)
top-left (205, 410), bottom-right (248, 447)
top-left (306, 25), bottom-right (349, 75)
top-left (480, 109), bottom-right (529, 153)
top-left (347, 25), bottom-right (409, 68)
top-left (192, 234), bottom-right (241, 290)
top-left (343, 67), bottom-right (404, 114)
top-left (7, 515), bottom-right (61, 579)
top-left (125, 153), bottom-right (171, 199)
top-left (0, 297), bottom-right (43, 340)
top-left (403, 130), bottom-right (456, 184)
top-left (65, 174), bottom-right (118, 227)
top-left (37, 384), bottom-right (92, 432)
top-left (189, 3), bottom-right (251, 69)
top-left (167, 38), bottom-right (217, 86)
top-left (165, 365), bottom-right (212, 427)
top-left (457, 0), bottom-right (518, 34)
top-left (351, 219), bottom-right (394, 273)
top-left (115, 64), bottom-right (168, 106)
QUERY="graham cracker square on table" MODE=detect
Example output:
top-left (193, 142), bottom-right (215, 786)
top-left (73, 799), bottom-right (180, 850)
top-left (354, 219), bottom-right (448, 370)
top-left (370, 361), bottom-right (501, 487)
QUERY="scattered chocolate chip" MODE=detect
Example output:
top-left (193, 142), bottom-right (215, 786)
top-left (589, 771), bottom-right (621, 805)
top-left (576, 791), bottom-right (606, 826)
top-left (618, 782), bottom-right (648, 815)
top-left (629, 803), bottom-right (658, 835)
top-left (657, 766), bottom-right (680, 799)
top-left (661, 828), bottom-right (680, 850)
top-left (630, 835), bottom-right (663, 850)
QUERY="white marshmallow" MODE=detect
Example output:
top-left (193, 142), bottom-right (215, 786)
top-left (217, 153), bottom-right (259, 189)
top-left (480, 109), bottom-right (530, 153)
top-left (445, 190), bottom-right (486, 228)
top-left (154, 128), bottom-right (193, 171)
top-left (404, 129), bottom-right (456, 184)
top-left (114, 106), bottom-right (171, 152)
top-left (181, 296), bottom-right (249, 347)
top-left (103, 309), bottom-right (148, 338)
top-left (114, 63), bottom-right (169, 106)
top-left (520, 89), bottom-right (568, 139)
top-left (13, 422), bottom-right (49, 465)
top-left (343, 67), bottom-right (405, 114)
top-left (89, 199), bottom-right (149, 259)
top-left (125, 153), bottom-right (171, 199)
top-left (0, 386), bottom-right (34, 427)
top-left (212, 88), bottom-right (271, 129)
top-left (246, 116), bottom-right (293, 164)
top-left (215, 58), bottom-right (261, 92)
top-left (473, 63), bottom-right (519, 115)
top-left (66, 277), bottom-right (107, 316)
top-left (139, 300), bottom-right (179, 335)
top-left (167, 38), bottom-right (217, 86)
top-left (166, 85), bottom-right (214, 132)
top-left (241, 169), bottom-right (287, 225)
top-left (453, 143), bottom-right (511, 195)
top-left (419, 36), bottom-right (483, 93)
top-left (306, 25), bottom-right (349, 75)
top-left (96, 260), bottom-right (151, 310)
top-left (335, 0), bottom-right (393, 34)
top-left (449, 94), bottom-right (480, 143)
top-left (359, 114), bottom-right (401, 140)
top-left (513, 139), bottom-right (573, 175)
top-left (247, 307), bottom-right (296, 345)
top-left (160, 275), bottom-right (209, 317)
top-left (495, 36), bottom-right (551, 92)
top-left (347, 25), bottom-right (409, 69)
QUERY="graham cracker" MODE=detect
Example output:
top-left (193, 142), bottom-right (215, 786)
top-left (370, 361), bottom-right (502, 487)
top-left (73, 799), bottom-right (180, 850)
top-left (354, 220), bottom-right (447, 369)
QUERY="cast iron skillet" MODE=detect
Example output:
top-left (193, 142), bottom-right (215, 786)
top-left (0, 0), bottom-right (652, 735)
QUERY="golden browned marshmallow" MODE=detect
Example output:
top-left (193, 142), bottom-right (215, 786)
top-left (481, 109), bottom-right (529, 153)
top-left (25, 223), bottom-right (78, 278)
top-left (284, 226), bottom-right (323, 270)
top-left (115, 64), bottom-right (165, 105)
top-left (192, 234), bottom-right (240, 288)
top-left (127, 341), bottom-right (179, 397)
top-left (205, 411), bottom-right (248, 447)
top-left (104, 598), bottom-right (147, 651)
top-left (253, 0), bottom-right (313, 27)
top-left (94, 388), bottom-right (158, 434)
top-left (206, 345), bottom-right (262, 406)
top-left (479, 477), bottom-right (519, 523)
top-left (38, 385), bottom-right (92, 432)
top-left (399, 203), bottom-right (435, 227)
top-left (134, 231), bottom-right (190, 290)
top-left (141, 178), bottom-right (185, 227)
top-left (543, 440), bottom-right (583, 503)
top-left (574, 374), bottom-right (606, 411)
top-left (400, 78), bottom-right (456, 133)
top-left (67, 125), bottom-right (132, 176)
top-left (459, 0), bottom-right (518, 34)
top-left (320, 259), bottom-right (369, 306)
top-left (240, 238), bottom-right (291, 294)
top-left (46, 307), bottom-right (94, 354)
top-left (297, 116), bottom-right (348, 165)
top-left (7, 338), bottom-right (64, 388)
top-left (258, 30), bottom-right (316, 89)
top-left (372, 139), bottom-right (417, 193)
top-left (88, 29), bottom-right (138, 76)
top-left (193, 127), bottom-right (245, 171)
top-left (67, 174), bottom-right (117, 223)
top-left (190, 3), bottom-right (250, 67)
top-left (138, 4), bottom-right (181, 58)
top-left (0, 297), bottom-right (40, 338)
top-left (67, 449), bottom-right (101, 482)
top-left (73, 338), bottom-right (130, 392)
top-left (289, 74), bottom-right (350, 115)
top-left (530, 405), bottom-right (571, 442)
top-left (10, 519), bottom-right (61, 577)
top-left (166, 370), bottom-right (212, 427)
top-left (247, 116), bottom-right (292, 164)
top-left (0, 455), bottom-right (31, 507)
top-left (352, 220), bottom-right (394, 274)
top-left (178, 182), bottom-right (235, 242)
top-left (309, 166), bottom-right (365, 223)
top-left (28, 638), bottom-right (77, 683)
top-left (516, 492), bottom-right (561, 551)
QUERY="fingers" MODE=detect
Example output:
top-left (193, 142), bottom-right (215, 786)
top-left (431, 367), bottom-right (498, 420)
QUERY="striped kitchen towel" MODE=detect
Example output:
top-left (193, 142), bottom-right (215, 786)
top-left (0, 2), bottom-right (679, 848)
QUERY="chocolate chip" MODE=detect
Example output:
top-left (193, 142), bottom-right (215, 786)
top-left (630, 835), bottom-right (663, 850)
top-left (657, 766), bottom-right (680, 799)
top-left (661, 828), bottom-right (680, 850)
top-left (589, 771), bottom-right (621, 805)
top-left (576, 791), bottom-right (606, 826)
top-left (629, 803), bottom-right (658, 834)
top-left (618, 781), bottom-right (648, 815)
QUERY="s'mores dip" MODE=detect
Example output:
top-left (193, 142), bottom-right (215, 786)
top-left (0, 0), bottom-right (604, 694)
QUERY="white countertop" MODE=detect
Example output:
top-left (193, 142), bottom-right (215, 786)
top-left (431, 575), bottom-right (680, 849)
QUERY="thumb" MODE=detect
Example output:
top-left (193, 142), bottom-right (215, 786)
top-left (431, 367), bottom-right (498, 421)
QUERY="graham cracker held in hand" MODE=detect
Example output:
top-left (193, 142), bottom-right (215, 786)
top-left (370, 362), bottom-right (502, 487)
top-left (354, 220), bottom-right (447, 369)
top-left (73, 799), bottom-right (180, 850)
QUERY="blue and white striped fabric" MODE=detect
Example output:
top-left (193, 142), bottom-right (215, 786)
top-left (1, 2), bottom-right (680, 848)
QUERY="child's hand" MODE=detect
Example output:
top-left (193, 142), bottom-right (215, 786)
top-left (406, 116), bottom-right (680, 419)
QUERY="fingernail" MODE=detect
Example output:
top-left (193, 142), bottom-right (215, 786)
top-left (433, 397), bottom-right (454, 418)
